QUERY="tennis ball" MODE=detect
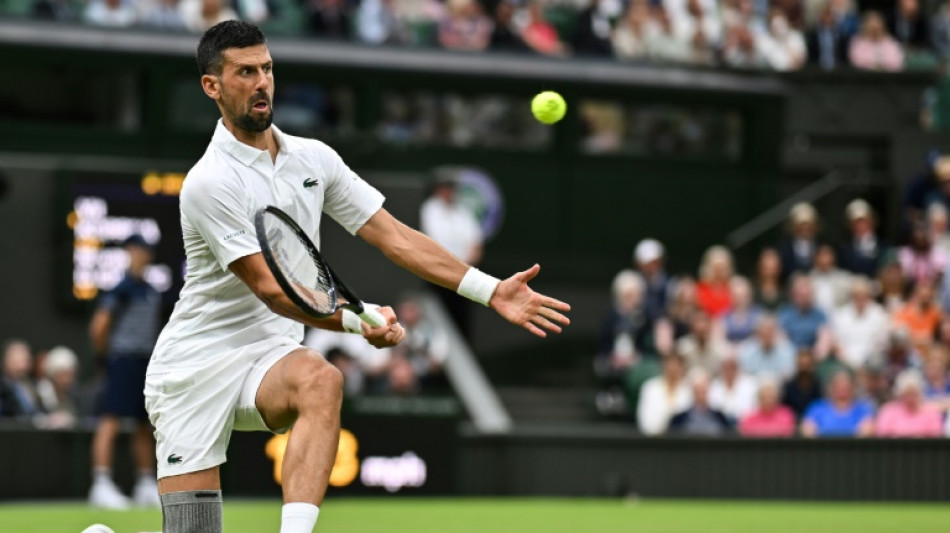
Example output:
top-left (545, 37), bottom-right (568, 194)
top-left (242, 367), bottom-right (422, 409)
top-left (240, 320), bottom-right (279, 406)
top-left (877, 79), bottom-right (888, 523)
top-left (532, 91), bottom-right (566, 125)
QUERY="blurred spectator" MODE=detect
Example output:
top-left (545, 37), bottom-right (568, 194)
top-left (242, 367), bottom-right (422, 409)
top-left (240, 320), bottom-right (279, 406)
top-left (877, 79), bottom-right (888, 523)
top-left (772, 0), bottom-right (803, 28)
top-left (721, 276), bottom-right (763, 344)
top-left (875, 370), bottom-right (944, 436)
top-left (386, 353), bottom-right (420, 396)
top-left (838, 199), bottom-right (887, 277)
top-left (655, 277), bottom-right (699, 355)
top-left (753, 247), bottom-right (785, 310)
top-left (933, 1), bottom-right (950, 59)
top-left (637, 353), bottom-right (691, 435)
top-left (84, 0), bottom-right (136, 27)
top-left (739, 314), bottom-right (796, 379)
top-left (777, 274), bottom-right (832, 355)
top-left (392, 297), bottom-right (450, 390)
top-left (140, 0), bottom-right (186, 30)
top-left (830, 276), bottom-right (889, 369)
top-left (898, 223), bottom-right (947, 285)
top-left (810, 244), bottom-right (851, 314)
top-left (801, 370), bottom-right (875, 437)
top-left (522, 0), bottom-right (567, 56)
top-left (878, 328), bottom-right (922, 386)
top-left (33, 0), bottom-right (77, 20)
top-left (807, 4), bottom-right (851, 70)
top-left (778, 202), bottom-right (820, 281)
top-left (612, 0), bottom-right (651, 60)
top-left (695, 245), bottom-right (734, 318)
top-left (0, 340), bottom-right (40, 418)
top-left (676, 310), bottom-right (729, 374)
top-left (759, 9), bottom-right (806, 71)
top-left (572, 0), bottom-right (615, 56)
top-left (438, 0), bottom-right (492, 51)
top-left (849, 11), bottom-right (904, 71)
top-left (598, 271), bottom-right (653, 379)
top-left (326, 347), bottom-right (365, 397)
top-left (877, 258), bottom-right (907, 312)
top-left (927, 203), bottom-right (950, 259)
top-left (887, 0), bottom-right (929, 50)
top-left (305, 329), bottom-right (393, 391)
top-left (855, 364), bottom-right (890, 407)
top-left (34, 346), bottom-right (80, 429)
top-left (490, 0), bottom-right (528, 51)
top-left (709, 352), bottom-right (759, 420)
top-left (678, 0), bottom-right (720, 65)
top-left (646, 6), bottom-right (694, 63)
top-left (782, 347), bottom-right (824, 418)
top-left (722, 22), bottom-right (767, 68)
top-left (902, 153), bottom-right (950, 229)
top-left (634, 238), bottom-right (676, 324)
top-left (668, 370), bottom-right (733, 436)
top-left (739, 376), bottom-right (796, 436)
top-left (892, 280), bottom-right (941, 352)
top-left (180, 0), bottom-right (238, 33)
top-left (922, 348), bottom-right (950, 409)
top-left (303, 0), bottom-right (353, 39)
top-left (356, 0), bottom-right (403, 45)
top-left (828, 0), bottom-right (861, 39)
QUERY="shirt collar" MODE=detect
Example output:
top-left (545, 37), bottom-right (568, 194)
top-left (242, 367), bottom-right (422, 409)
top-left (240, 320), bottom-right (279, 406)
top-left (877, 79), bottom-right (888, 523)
top-left (211, 119), bottom-right (291, 167)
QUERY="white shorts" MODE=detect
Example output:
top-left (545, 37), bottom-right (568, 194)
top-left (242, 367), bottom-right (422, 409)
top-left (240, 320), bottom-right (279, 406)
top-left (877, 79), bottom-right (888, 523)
top-left (145, 337), bottom-right (302, 480)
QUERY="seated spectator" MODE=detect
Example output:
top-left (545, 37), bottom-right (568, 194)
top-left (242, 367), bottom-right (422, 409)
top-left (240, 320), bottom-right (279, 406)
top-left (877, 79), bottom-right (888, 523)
top-left (831, 276), bottom-right (889, 369)
top-left (438, 0), bottom-right (492, 51)
top-left (849, 11), bottom-right (903, 71)
top-left (676, 311), bottom-right (729, 374)
top-left (0, 340), bottom-right (40, 419)
top-left (655, 276), bottom-right (699, 356)
top-left (929, 205), bottom-right (950, 262)
top-left (302, 0), bottom-right (352, 39)
top-left (721, 276), bottom-right (763, 344)
top-left (522, 0), bottom-right (566, 56)
top-left (887, 0), bottom-right (929, 51)
top-left (634, 238), bottom-right (676, 324)
top-left (877, 258), bottom-right (907, 313)
top-left (923, 348), bottom-right (950, 398)
top-left (801, 371), bottom-right (875, 437)
top-left (876, 370), bottom-right (944, 437)
top-left (722, 23), bottom-right (767, 68)
top-left (739, 314), bottom-right (796, 379)
top-left (739, 376), bottom-right (796, 437)
top-left (612, 0), bottom-right (652, 61)
top-left (759, 9), bottom-right (806, 71)
top-left (571, 0), bottom-right (615, 56)
top-left (855, 364), bottom-right (890, 407)
top-left (838, 199), bottom-right (887, 278)
top-left (356, 0), bottom-right (403, 45)
top-left (675, 0), bottom-right (720, 65)
top-left (386, 353), bottom-right (420, 396)
top-left (933, 1), bottom-right (950, 59)
top-left (392, 297), bottom-right (449, 390)
top-left (810, 244), bottom-right (851, 314)
top-left (902, 152), bottom-right (950, 229)
top-left (898, 223), bottom-right (947, 285)
top-left (668, 371), bottom-right (733, 436)
top-left (778, 203), bottom-right (820, 282)
top-left (140, 0), bottom-right (186, 30)
top-left (637, 353), bottom-right (692, 435)
top-left (645, 6), bottom-right (694, 64)
top-left (34, 346), bottom-right (80, 429)
top-left (180, 0), bottom-right (238, 33)
top-left (84, 0), bottom-right (136, 27)
top-left (490, 0), bottom-right (528, 51)
top-left (326, 347), bottom-right (365, 397)
top-left (828, 0), bottom-right (860, 40)
top-left (695, 245), bottom-right (734, 318)
top-left (777, 274), bottom-right (832, 355)
top-left (754, 247), bottom-right (785, 311)
top-left (598, 271), bottom-right (653, 380)
top-left (878, 328), bottom-right (922, 386)
top-left (709, 352), bottom-right (758, 420)
top-left (807, 4), bottom-right (851, 70)
top-left (892, 280), bottom-right (942, 352)
top-left (782, 347), bottom-right (824, 419)
top-left (304, 329), bottom-right (392, 393)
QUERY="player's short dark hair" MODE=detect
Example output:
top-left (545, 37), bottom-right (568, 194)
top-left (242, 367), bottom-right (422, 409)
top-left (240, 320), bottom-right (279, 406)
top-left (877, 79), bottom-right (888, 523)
top-left (196, 21), bottom-right (266, 76)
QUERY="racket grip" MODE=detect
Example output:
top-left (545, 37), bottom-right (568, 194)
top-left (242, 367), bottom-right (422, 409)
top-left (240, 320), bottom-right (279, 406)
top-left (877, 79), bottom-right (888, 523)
top-left (359, 306), bottom-right (387, 328)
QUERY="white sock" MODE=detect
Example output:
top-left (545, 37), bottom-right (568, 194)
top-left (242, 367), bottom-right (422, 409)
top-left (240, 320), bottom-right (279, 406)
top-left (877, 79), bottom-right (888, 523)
top-left (136, 470), bottom-right (156, 485)
top-left (93, 467), bottom-right (112, 485)
top-left (280, 502), bottom-right (320, 533)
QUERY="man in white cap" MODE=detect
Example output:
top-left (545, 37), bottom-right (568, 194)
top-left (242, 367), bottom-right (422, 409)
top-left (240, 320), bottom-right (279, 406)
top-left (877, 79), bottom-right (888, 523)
top-left (838, 198), bottom-right (887, 277)
top-left (778, 202), bottom-right (820, 282)
top-left (633, 238), bottom-right (675, 323)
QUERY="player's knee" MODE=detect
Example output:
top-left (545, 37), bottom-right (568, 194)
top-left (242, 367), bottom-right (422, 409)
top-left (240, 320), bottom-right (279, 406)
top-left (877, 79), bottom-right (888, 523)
top-left (294, 358), bottom-right (344, 409)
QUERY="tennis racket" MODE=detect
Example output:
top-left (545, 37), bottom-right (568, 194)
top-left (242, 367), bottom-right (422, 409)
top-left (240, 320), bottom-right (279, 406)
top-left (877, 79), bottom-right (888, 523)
top-left (255, 205), bottom-right (387, 328)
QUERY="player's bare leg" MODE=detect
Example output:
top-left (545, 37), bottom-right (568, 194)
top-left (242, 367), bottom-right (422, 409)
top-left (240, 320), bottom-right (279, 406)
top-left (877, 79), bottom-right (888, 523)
top-left (255, 347), bottom-right (344, 533)
top-left (157, 467), bottom-right (223, 533)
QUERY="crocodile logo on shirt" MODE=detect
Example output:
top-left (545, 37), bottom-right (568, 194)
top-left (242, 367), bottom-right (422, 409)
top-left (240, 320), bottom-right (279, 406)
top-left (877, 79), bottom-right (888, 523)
top-left (303, 177), bottom-right (319, 188)
top-left (168, 454), bottom-right (184, 465)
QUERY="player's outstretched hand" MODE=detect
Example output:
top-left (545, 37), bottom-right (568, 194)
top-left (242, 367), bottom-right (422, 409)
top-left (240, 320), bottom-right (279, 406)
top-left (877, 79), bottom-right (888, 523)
top-left (490, 264), bottom-right (571, 338)
top-left (361, 305), bottom-right (406, 348)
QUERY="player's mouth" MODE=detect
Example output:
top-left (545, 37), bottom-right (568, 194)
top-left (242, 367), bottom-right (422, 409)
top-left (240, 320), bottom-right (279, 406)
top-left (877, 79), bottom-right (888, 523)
top-left (252, 100), bottom-right (269, 112)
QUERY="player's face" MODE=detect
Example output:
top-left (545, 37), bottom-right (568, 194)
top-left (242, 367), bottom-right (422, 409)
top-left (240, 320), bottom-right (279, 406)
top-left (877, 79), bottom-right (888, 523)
top-left (209, 45), bottom-right (275, 133)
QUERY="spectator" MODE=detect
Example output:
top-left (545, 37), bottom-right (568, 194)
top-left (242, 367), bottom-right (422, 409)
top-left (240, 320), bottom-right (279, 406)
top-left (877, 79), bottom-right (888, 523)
top-left (392, 297), bottom-right (450, 390)
top-left (305, 329), bottom-right (393, 391)
top-left (922, 348), bottom-right (950, 411)
top-left (668, 370), bottom-right (733, 436)
top-left (933, 1), bottom-right (950, 59)
top-left (356, 0), bottom-right (403, 45)
top-left (759, 9), bottom-right (806, 71)
top-left (637, 353), bottom-right (692, 435)
top-left (754, 247), bottom-right (785, 310)
top-left (807, 4), bottom-right (851, 70)
top-left (810, 244), bottom-right (851, 314)
top-left (490, 0), bottom-right (528, 51)
top-left (302, 0), bottom-right (353, 39)
top-left (902, 152), bottom-right (950, 229)
top-left (721, 276), bottom-right (763, 344)
top-left (633, 238), bottom-right (676, 324)
top-left (180, 0), bottom-right (238, 33)
top-left (598, 271), bottom-right (653, 379)
top-left (84, 0), bottom-right (136, 27)
top-left (140, 0), bottom-right (186, 30)
top-left (678, 0), bottom-right (720, 65)
top-left (831, 276), bottom-right (889, 369)
top-left (645, 6), bottom-right (694, 64)
top-left (739, 314), bottom-right (796, 379)
top-left (828, 0), bottom-right (860, 40)
top-left (572, 0), bottom-right (615, 56)
top-left (801, 370), bottom-right (875, 437)
top-left (887, 0), bottom-right (929, 50)
top-left (777, 274), bottom-right (832, 355)
top-left (34, 346), bottom-right (80, 429)
top-left (782, 347), bottom-right (824, 418)
top-left (877, 258), bottom-right (908, 312)
top-left (613, 0), bottom-right (652, 61)
top-left (326, 347), bottom-right (365, 397)
top-left (778, 202), bottom-right (820, 281)
top-left (876, 370), bottom-right (944, 436)
top-left (849, 11), bottom-right (904, 71)
top-left (438, 0), bottom-right (492, 51)
top-left (739, 376), bottom-right (797, 436)
top-left (0, 339), bottom-right (40, 418)
top-left (892, 280), bottom-right (942, 352)
top-left (676, 310), bottom-right (729, 374)
top-left (928, 204), bottom-right (950, 259)
top-left (655, 277), bottom-right (698, 355)
top-left (838, 199), bottom-right (887, 277)
top-left (386, 353), bottom-right (420, 396)
top-left (898, 223), bottom-right (947, 285)
top-left (772, 0), bottom-right (803, 28)
top-left (709, 352), bottom-right (759, 420)
top-left (878, 328), bottom-right (923, 386)
top-left (722, 23), bottom-right (767, 68)
top-left (696, 245), bottom-right (734, 318)
top-left (522, 0), bottom-right (567, 56)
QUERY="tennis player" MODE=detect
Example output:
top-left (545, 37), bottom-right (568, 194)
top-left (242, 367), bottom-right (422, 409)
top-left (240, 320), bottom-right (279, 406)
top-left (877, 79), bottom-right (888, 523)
top-left (144, 21), bottom-right (570, 533)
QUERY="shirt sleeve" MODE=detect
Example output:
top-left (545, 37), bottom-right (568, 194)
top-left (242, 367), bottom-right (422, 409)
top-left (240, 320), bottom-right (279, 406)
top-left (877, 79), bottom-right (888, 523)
top-left (97, 281), bottom-right (126, 312)
top-left (180, 172), bottom-right (260, 271)
top-left (318, 143), bottom-right (385, 235)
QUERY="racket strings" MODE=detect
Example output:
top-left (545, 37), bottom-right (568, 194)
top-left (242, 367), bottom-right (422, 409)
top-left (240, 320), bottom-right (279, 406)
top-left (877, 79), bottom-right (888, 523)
top-left (262, 213), bottom-right (336, 314)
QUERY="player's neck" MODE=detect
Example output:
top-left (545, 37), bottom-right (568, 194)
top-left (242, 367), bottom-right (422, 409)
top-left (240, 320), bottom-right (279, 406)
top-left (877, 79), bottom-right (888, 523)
top-left (222, 118), bottom-right (279, 162)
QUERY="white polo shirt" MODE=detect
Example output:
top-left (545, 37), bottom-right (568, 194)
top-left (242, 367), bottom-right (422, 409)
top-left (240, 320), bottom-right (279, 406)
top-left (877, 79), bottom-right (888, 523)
top-left (149, 120), bottom-right (385, 373)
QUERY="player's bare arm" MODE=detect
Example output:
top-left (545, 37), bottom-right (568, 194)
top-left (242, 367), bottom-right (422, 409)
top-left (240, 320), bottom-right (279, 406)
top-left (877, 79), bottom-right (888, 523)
top-left (228, 253), bottom-right (406, 348)
top-left (356, 208), bottom-right (571, 338)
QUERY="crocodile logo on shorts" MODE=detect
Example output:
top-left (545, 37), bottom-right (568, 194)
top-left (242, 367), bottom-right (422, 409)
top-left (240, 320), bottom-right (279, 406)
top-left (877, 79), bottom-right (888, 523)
top-left (168, 454), bottom-right (184, 465)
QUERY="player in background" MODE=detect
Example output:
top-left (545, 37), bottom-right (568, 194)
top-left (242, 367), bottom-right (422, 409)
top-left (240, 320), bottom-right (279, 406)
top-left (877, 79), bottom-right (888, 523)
top-left (88, 235), bottom-right (162, 509)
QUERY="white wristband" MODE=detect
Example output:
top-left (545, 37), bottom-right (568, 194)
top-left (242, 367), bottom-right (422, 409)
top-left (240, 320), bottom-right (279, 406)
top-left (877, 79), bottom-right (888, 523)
top-left (341, 309), bottom-right (363, 334)
top-left (457, 267), bottom-right (501, 306)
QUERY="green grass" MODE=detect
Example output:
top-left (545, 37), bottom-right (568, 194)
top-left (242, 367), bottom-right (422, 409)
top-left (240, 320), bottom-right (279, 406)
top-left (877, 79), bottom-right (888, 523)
top-left (2, 498), bottom-right (950, 533)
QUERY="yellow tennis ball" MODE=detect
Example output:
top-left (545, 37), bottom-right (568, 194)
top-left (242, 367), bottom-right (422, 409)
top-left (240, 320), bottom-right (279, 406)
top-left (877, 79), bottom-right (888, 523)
top-left (532, 91), bottom-right (566, 125)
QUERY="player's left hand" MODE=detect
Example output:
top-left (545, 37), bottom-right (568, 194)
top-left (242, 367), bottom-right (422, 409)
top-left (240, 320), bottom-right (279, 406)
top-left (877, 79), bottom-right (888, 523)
top-left (361, 305), bottom-right (406, 348)
top-left (490, 264), bottom-right (571, 338)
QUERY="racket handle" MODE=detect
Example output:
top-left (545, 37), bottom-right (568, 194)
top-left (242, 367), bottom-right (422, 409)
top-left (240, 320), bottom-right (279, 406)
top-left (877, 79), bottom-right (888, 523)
top-left (359, 306), bottom-right (387, 328)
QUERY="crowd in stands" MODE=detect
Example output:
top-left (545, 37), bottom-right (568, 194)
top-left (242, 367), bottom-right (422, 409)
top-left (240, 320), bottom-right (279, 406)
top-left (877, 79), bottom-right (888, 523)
top-left (597, 157), bottom-right (950, 437)
top-left (11, 0), bottom-right (950, 71)
top-left (0, 340), bottom-right (86, 428)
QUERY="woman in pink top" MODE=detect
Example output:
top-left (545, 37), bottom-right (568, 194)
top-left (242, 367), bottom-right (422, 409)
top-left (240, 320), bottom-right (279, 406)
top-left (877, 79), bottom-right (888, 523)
top-left (876, 370), bottom-right (945, 437)
top-left (739, 377), bottom-right (796, 437)
top-left (848, 11), bottom-right (904, 71)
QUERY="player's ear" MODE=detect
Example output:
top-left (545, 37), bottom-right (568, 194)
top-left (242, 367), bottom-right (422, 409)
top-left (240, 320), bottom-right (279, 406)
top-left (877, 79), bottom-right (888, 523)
top-left (201, 74), bottom-right (221, 100)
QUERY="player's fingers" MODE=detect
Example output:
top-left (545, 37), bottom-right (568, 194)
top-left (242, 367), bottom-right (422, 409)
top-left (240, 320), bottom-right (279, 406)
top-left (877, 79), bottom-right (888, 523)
top-left (541, 295), bottom-right (571, 312)
top-left (531, 315), bottom-right (562, 334)
top-left (377, 306), bottom-right (398, 325)
top-left (514, 263), bottom-right (541, 283)
top-left (539, 307), bottom-right (571, 326)
top-left (523, 321), bottom-right (547, 338)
